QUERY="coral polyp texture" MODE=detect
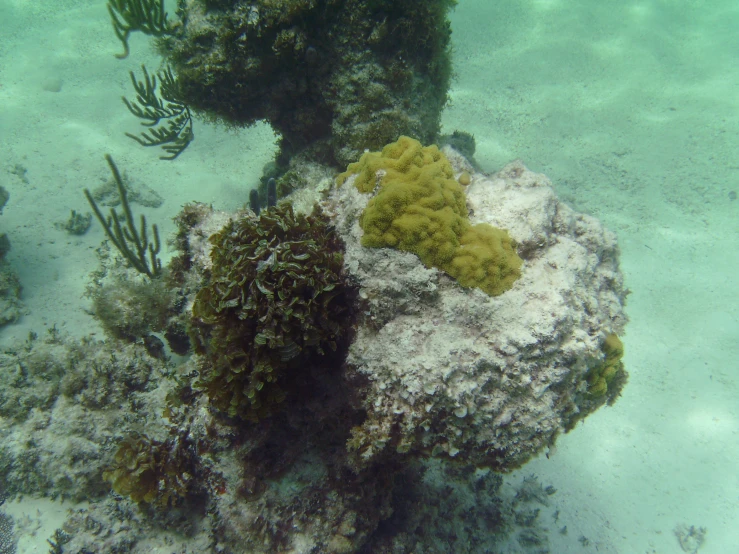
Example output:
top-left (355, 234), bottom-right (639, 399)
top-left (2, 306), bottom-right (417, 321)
top-left (338, 136), bottom-right (523, 296)
top-left (331, 151), bottom-right (628, 471)
top-left (190, 204), bottom-right (355, 421)
top-left (157, 0), bottom-right (455, 166)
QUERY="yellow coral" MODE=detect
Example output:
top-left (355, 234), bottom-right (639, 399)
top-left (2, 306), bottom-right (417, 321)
top-left (338, 136), bottom-right (522, 296)
top-left (586, 334), bottom-right (626, 399)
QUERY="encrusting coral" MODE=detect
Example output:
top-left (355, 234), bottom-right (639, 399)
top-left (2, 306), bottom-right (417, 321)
top-left (337, 136), bottom-right (523, 296)
top-left (190, 203), bottom-right (355, 421)
top-left (586, 333), bottom-right (627, 402)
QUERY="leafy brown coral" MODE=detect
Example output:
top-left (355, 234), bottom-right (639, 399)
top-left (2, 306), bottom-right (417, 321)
top-left (103, 432), bottom-right (198, 506)
top-left (190, 204), bottom-right (354, 421)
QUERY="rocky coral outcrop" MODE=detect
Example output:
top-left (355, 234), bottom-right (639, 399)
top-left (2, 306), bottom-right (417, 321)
top-left (330, 153), bottom-right (628, 472)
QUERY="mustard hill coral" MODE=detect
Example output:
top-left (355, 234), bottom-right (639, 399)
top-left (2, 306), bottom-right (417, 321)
top-left (586, 334), bottom-right (627, 403)
top-left (338, 136), bottom-right (523, 296)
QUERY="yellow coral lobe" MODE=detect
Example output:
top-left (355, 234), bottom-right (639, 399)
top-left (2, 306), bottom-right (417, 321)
top-left (586, 334), bottom-right (626, 398)
top-left (341, 136), bottom-right (523, 296)
top-left (603, 333), bottom-right (624, 361)
top-left (588, 377), bottom-right (608, 397)
top-left (336, 135), bottom-right (453, 193)
top-left (450, 224), bottom-right (523, 296)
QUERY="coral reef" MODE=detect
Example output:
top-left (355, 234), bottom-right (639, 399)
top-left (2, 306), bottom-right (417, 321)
top-left (330, 154), bottom-right (628, 472)
top-left (0, 332), bottom-right (173, 501)
top-left (190, 203), bottom-right (356, 421)
top-left (85, 239), bottom-right (188, 357)
top-left (50, 496), bottom-right (212, 553)
top-left (2, 145), bottom-right (627, 552)
top-left (363, 462), bottom-right (558, 553)
top-left (338, 136), bottom-right (523, 296)
top-left (155, 0), bottom-right (456, 167)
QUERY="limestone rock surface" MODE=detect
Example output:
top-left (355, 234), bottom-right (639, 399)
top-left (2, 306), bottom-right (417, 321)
top-left (330, 154), bottom-right (628, 471)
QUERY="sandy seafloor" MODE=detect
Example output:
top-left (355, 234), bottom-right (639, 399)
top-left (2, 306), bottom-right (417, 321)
top-left (0, 0), bottom-right (737, 552)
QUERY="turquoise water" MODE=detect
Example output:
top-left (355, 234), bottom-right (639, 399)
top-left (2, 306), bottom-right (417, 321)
top-left (0, 1), bottom-right (736, 552)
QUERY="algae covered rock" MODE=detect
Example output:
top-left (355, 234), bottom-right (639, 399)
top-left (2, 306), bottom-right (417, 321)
top-left (158, 0), bottom-right (456, 166)
top-left (0, 185), bottom-right (23, 327)
top-left (0, 333), bottom-right (173, 502)
top-left (331, 154), bottom-right (628, 472)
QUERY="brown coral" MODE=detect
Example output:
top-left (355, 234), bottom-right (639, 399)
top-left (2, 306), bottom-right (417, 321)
top-left (190, 204), bottom-right (356, 421)
top-left (103, 432), bottom-right (199, 507)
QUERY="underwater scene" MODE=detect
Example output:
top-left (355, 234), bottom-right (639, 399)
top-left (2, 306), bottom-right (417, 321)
top-left (0, 0), bottom-right (736, 552)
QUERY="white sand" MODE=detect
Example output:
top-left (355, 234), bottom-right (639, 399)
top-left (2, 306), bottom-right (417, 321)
top-left (444, 2), bottom-right (739, 553)
top-left (0, 0), bottom-right (736, 552)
